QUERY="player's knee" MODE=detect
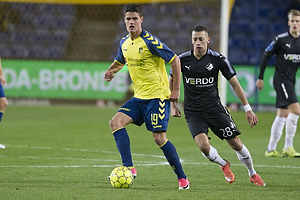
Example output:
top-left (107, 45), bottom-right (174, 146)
top-left (231, 143), bottom-right (242, 151)
top-left (293, 110), bottom-right (300, 116)
top-left (228, 138), bottom-right (243, 151)
top-left (199, 143), bottom-right (210, 155)
top-left (153, 132), bottom-right (167, 146)
top-left (109, 118), bottom-right (120, 132)
top-left (153, 137), bottom-right (162, 146)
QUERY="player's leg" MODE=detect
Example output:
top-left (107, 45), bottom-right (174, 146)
top-left (153, 132), bottom-right (185, 178)
top-left (110, 112), bottom-right (134, 167)
top-left (147, 99), bottom-right (189, 189)
top-left (0, 84), bottom-right (8, 122)
top-left (227, 136), bottom-right (265, 186)
top-left (194, 133), bottom-right (234, 183)
top-left (283, 102), bottom-right (300, 157)
top-left (0, 85), bottom-right (8, 149)
top-left (272, 81), bottom-right (300, 157)
top-left (0, 97), bottom-right (7, 122)
top-left (194, 133), bottom-right (226, 165)
top-left (227, 136), bottom-right (256, 177)
top-left (186, 113), bottom-right (222, 163)
top-left (153, 131), bottom-right (189, 189)
top-left (108, 98), bottom-right (142, 178)
top-left (265, 108), bottom-right (287, 157)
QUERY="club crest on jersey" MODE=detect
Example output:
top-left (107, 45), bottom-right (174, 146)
top-left (139, 47), bottom-right (143, 54)
top-left (206, 63), bottom-right (214, 71)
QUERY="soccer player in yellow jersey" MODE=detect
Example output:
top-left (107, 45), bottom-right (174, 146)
top-left (104, 4), bottom-right (189, 189)
top-left (0, 57), bottom-right (8, 149)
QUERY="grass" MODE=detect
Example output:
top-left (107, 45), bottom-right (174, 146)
top-left (0, 105), bottom-right (300, 200)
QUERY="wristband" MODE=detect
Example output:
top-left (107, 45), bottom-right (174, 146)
top-left (244, 104), bottom-right (252, 112)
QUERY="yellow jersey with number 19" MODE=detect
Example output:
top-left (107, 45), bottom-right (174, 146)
top-left (114, 30), bottom-right (177, 100)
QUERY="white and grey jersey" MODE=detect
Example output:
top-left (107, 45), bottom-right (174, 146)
top-left (170, 49), bottom-right (236, 112)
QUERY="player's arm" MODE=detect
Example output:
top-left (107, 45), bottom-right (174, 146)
top-left (169, 56), bottom-right (181, 102)
top-left (104, 61), bottom-right (124, 82)
top-left (0, 57), bottom-right (5, 86)
top-left (255, 54), bottom-right (269, 91)
top-left (228, 76), bottom-right (258, 128)
top-left (169, 75), bottom-right (181, 117)
top-left (256, 37), bottom-right (278, 91)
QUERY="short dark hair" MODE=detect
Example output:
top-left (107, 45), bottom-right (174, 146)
top-left (193, 25), bottom-right (208, 33)
top-left (125, 4), bottom-right (143, 17)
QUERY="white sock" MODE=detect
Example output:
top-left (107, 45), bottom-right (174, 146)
top-left (201, 145), bottom-right (227, 166)
top-left (268, 116), bottom-right (286, 152)
top-left (284, 113), bottom-right (299, 149)
top-left (235, 145), bottom-right (256, 177)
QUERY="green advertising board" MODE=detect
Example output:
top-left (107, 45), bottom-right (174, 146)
top-left (228, 66), bottom-right (300, 104)
top-left (2, 60), bottom-right (129, 100)
top-left (3, 60), bottom-right (300, 105)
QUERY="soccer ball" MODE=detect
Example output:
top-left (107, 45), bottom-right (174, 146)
top-left (110, 166), bottom-right (134, 188)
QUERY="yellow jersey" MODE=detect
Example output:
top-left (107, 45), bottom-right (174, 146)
top-left (115, 30), bottom-right (176, 100)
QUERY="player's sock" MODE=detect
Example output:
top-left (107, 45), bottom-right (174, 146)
top-left (0, 111), bottom-right (3, 122)
top-left (113, 128), bottom-right (133, 167)
top-left (201, 145), bottom-right (227, 166)
top-left (160, 140), bottom-right (186, 179)
top-left (284, 113), bottom-right (299, 149)
top-left (267, 116), bottom-right (286, 152)
top-left (235, 144), bottom-right (256, 177)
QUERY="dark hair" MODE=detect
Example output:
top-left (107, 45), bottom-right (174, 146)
top-left (193, 25), bottom-right (208, 33)
top-left (125, 4), bottom-right (143, 17)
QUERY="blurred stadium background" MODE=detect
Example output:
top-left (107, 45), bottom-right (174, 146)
top-left (0, 0), bottom-right (299, 108)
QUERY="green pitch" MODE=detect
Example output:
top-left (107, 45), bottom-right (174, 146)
top-left (0, 106), bottom-right (299, 200)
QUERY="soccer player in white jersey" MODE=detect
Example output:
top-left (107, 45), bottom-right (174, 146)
top-left (104, 4), bottom-right (189, 189)
top-left (256, 9), bottom-right (300, 157)
top-left (170, 25), bottom-right (265, 186)
top-left (0, 57), bottom-right (8, 149)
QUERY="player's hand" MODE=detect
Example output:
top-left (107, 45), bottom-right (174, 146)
top-left (246, 110), bottom-right (258, 128)
top-left (171, 103), bottom-right (181, 117)
top-left (169, 90), bottom-right (180, 102)
top-left (104, 70), bottom-right (114, 82)
top-left (255, 79), bottom-right (264, 92)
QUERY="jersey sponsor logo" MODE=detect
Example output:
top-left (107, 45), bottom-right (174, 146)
top-left (206, 63), bottom-right (214, 71)
top-left (284, 54), bottom-right (300, 61)
top-left (286, 43), bottom-right (291, 48)
top-left (184, 65), bottom-right (191, 70)
top-left (127, 58), bottom-right (146, 67)
top-left (184, 77), bottom-right (214, 85)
